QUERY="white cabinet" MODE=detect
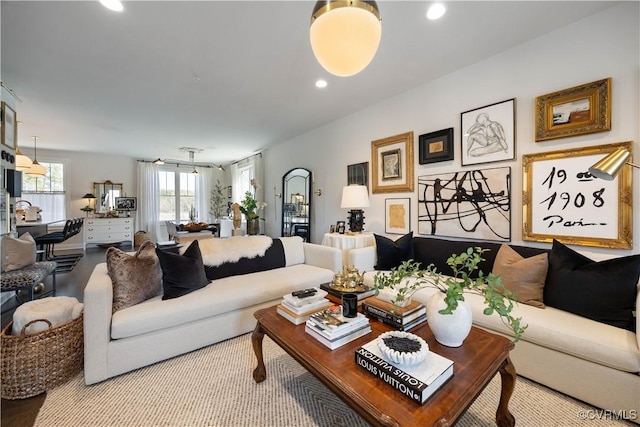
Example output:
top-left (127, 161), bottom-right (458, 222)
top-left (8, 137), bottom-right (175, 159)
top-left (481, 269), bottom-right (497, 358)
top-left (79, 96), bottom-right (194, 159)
top-left (83, 217), bottom-right (134, 249)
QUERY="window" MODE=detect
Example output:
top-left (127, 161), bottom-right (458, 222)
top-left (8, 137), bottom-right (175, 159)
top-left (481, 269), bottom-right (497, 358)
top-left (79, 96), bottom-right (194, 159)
top-left (236, 163), bottom-right (254, 200)
top-left (159, 168), bottom-right (197, 222)
top-left (22, 161), bottom-right (66, 220)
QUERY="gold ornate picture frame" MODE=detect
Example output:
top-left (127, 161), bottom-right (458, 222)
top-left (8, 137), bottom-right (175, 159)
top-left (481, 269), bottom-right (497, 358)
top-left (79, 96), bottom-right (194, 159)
top-left (535, 78), bottom-right (611, 142)
top-left (522, 141), bottom-right (632, 249)
top-left (371, 131), bottom-right (414, 193)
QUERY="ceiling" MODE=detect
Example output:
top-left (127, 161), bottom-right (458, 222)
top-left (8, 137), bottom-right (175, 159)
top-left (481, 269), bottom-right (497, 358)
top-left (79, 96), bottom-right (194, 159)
top-left (1, 1), bottom-right (617, 166)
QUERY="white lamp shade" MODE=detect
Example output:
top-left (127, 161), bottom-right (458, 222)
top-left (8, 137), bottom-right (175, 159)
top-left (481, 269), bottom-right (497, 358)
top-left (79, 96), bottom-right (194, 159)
top-left (16, 152), bottom-right (33, 171)
top-left (26, 160), bottom-right (46, 177)
top-left (341, 185), bottom-right (370, 208)
top-left (310, 3), bottom-right (381, 77)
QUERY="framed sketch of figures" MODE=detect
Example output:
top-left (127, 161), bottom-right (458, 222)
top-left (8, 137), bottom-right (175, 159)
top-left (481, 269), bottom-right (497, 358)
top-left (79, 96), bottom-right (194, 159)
top-left (522, 141), bottom-right (632, 249)
top-left (417, 166), bottom-right (511, 242)
top-left (460, 99), bottom-right (516, 166)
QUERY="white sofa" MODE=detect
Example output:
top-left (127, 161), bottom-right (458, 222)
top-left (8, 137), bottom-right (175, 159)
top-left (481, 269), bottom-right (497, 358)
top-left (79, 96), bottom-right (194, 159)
top-left (84, 237), bottom-right (342, 385)
top-left (349, 242), bottom-right (640, 422)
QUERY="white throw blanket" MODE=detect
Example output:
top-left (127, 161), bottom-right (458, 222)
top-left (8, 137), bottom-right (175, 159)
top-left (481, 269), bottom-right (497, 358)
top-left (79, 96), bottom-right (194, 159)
top-left (12, 296), bottom-right (83, 336)
top-left (195, 236), bottom-right (273, 267)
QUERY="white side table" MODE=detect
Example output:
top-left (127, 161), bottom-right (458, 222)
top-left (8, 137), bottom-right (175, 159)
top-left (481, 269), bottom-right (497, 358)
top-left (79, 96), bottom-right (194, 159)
top-left (321, 232), bottom-right (375, 268)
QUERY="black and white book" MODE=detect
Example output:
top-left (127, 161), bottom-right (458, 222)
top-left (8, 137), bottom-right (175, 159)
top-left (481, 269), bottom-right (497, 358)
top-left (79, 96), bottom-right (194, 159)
top-left (281, 298), bottom-right (331, 316)
top-left (364, 309), bottom-right (427, 332)
top-left (282, 288), bottom-right (328, 308)
top-left (355, 339), bottom-right (453, 404)
top-left (306, 311), bottom-right (369, 338)
top-left (362, 300), bottom-right (427, 326)
top-left (305, 323), bottom-right (372, 350)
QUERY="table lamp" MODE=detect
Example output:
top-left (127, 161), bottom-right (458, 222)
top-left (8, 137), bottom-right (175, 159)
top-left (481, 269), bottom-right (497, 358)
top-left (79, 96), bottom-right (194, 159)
top-left (340, 185), bottom-right (370, 232)
top-left (81, 193), bottom-right (96, 217)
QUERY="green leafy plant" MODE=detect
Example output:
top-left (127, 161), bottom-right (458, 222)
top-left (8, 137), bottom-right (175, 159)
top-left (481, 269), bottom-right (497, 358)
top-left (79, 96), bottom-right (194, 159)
top-left (373, 247), bottom-right (527, 342)
top-left (210, 179), bottom-right (226, 220)
top-left (239, 191), bottom-right (259, 220)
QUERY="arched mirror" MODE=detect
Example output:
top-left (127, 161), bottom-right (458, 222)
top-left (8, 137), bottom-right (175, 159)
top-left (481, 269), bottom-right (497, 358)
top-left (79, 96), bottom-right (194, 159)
top-left (93, 180), bottom-right (123, 213)
top-left (282, 168), bottom-right (311, 242)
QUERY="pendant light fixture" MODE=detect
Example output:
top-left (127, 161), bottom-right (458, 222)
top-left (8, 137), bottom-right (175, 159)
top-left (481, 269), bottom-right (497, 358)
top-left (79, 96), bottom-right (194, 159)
top-left (26, 136), bottom-right (47, 177)
top-left (310, 1), bottom-right (382, 77)
top-left (15, 121), bottom-right (33, 172)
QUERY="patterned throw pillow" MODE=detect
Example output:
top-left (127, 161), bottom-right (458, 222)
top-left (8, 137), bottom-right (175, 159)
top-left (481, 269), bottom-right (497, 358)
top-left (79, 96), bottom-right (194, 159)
top-left (1, 232), bottom-right (37, 272)
top-left (492, 244), bottom-right (548, 308)
top-left (106, 240), bottom-right (162, 313)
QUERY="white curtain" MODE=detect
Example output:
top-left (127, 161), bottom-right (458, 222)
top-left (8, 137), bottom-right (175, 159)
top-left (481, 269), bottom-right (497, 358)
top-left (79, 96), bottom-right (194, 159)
top-left (229, 162), bottom-right (240, 203)
top-left (136, 162), bottom-right (162, 242)
top-left (195, 166), bottom-right (214, 223)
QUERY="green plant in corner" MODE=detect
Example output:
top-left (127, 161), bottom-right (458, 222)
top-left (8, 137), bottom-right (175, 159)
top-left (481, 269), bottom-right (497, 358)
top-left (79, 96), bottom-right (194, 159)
top-left (239, 191), bottom-right (259, 220)
top-left (210, 179), bottom-right (226, 220)
top-left (373, 247), bottom-right (527, 342)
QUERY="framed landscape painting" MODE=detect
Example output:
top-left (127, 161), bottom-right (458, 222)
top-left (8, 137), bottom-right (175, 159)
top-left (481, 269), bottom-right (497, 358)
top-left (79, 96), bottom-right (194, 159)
top-left (535, 78), bottom-right (611, 142)
top-left (417, 166), bottom-right (511, 242)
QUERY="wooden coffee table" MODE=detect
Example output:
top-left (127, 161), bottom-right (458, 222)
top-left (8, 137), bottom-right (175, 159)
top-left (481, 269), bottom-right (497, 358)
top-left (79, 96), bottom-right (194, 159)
top-left (252, 305), bottom-right (516, 427)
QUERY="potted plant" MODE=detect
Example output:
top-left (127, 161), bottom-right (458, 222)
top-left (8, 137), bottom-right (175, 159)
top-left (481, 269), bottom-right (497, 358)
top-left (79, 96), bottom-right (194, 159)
top-left (210, 179), bottom-right (226, 221)
top-left (373, 247), bottom-right (526, 346)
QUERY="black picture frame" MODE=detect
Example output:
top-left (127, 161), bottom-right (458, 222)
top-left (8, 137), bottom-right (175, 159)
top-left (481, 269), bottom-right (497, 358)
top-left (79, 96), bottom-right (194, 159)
top-left (347, 162), bottom-right (368, 188)
top-left (418, 128), bottom-right (454, 164)
top-left (336, 220), bottom-right (346, 234)
top-left (115, 197), bottom-right (137, 211)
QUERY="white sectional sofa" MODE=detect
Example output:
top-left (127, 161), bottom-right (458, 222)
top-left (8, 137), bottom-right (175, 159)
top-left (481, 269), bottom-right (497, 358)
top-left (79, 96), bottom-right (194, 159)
top-left (349, 237), bottom-right (640, 423)
top-left (84, 236), bottom-right (342, 385)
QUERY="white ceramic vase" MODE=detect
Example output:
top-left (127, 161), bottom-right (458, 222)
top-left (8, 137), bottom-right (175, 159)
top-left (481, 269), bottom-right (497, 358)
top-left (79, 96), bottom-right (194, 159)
top-left (426, 292), bottom-right (472, 347)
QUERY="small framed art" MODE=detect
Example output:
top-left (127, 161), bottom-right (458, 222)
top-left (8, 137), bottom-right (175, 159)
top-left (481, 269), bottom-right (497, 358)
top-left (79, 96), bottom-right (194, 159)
top-left (460, 98), bottom-right (515, 166)
top-left (534, 78), bottom-right (611, 142)
top-left (385, 198), bottom-right (410, 235)
top-left (371, 131), bottom-right (414, 194)
top-left (347, 162), bottom-right (368, 188)
top-left (336, 221), bottom-right (346, 234)
top-left (1, 102), bottom-right (17, 149)
top-left (418, 128), bottom-right (454, 164)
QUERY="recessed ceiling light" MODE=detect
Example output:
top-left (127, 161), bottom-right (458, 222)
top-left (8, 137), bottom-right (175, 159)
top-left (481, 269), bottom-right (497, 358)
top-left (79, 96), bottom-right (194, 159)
top-left (315, 79), bottom-right (328, 89)
top-left (427, 3), bottom-right (446, 20)
top-left (100, 0), bottom-right (124, 12)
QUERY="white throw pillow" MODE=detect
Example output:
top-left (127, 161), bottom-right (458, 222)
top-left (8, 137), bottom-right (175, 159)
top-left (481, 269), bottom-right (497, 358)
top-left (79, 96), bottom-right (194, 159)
top-left (1, 232), bottom-right (37, 272)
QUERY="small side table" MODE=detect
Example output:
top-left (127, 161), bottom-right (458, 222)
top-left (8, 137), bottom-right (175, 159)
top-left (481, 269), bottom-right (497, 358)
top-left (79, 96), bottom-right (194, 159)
top-left (321, 232), bottom-right (375, 267)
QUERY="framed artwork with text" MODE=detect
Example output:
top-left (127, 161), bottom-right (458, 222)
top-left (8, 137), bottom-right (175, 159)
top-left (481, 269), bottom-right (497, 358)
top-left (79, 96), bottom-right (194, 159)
top-left (522, 141), bottom-right (633, 249)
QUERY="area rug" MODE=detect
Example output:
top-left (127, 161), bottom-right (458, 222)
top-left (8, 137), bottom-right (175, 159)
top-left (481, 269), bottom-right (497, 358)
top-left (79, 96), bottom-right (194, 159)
top-left (35, 333), bottom-right (635, 427)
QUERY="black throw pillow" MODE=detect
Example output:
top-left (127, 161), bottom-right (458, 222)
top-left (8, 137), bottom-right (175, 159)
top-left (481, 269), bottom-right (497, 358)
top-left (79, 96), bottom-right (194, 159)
top-left (374, 232), bottom-right (414, 270)
top-left (544, 240), bottom-right (640, 332)
top-left (156, 240), bottom-right (209, 300)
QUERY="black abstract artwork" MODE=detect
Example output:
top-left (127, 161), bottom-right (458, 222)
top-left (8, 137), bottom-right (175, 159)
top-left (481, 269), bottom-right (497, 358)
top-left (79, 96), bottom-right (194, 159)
top-left (417, 167), bottom-right (511, 241)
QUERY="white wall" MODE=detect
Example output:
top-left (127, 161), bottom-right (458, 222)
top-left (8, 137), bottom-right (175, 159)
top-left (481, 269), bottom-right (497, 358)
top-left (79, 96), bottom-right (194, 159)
top-left (263, 2), bottom-right (639, 257)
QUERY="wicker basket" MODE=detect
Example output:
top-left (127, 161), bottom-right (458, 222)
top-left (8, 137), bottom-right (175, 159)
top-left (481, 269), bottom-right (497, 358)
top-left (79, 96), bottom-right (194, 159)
top-left (1, 314), bottom-right (84, 399)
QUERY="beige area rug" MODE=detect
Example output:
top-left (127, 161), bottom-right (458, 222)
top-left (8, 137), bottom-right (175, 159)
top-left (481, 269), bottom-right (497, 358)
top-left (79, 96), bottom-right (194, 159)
top-left (35, 334), bottom-right (635, 427)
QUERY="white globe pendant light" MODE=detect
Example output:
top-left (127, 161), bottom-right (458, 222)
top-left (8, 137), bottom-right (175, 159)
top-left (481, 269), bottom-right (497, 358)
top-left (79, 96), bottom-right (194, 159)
top-left (310, 1), bottom-right (381, 77)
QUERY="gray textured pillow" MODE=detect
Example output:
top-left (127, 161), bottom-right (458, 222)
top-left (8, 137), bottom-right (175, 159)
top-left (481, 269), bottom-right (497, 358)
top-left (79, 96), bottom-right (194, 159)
top-left (492, 244), bottom-right (548, 309)
top-left (1, 232), bottom-right (37, 272)
top-left (106, 240), bottom-right (162, 313)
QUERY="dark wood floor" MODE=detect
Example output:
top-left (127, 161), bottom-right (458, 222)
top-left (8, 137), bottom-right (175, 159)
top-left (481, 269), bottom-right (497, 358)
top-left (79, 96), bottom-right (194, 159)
top-left (1, 245), bottom-right (126, 427)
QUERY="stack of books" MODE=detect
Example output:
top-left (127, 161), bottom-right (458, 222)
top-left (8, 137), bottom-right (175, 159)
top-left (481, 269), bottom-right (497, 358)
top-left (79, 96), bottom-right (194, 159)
top-left (361, 297), bottom-right (427, 331)
top-left (277, 288), bottom-right (331, 325)
top-left (305, 310), bottom-right (371, 350)
top-left (355, 338), bottom-right (454, 404)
